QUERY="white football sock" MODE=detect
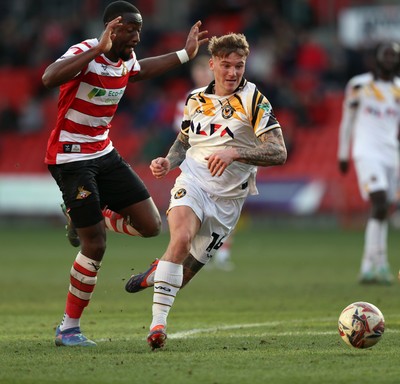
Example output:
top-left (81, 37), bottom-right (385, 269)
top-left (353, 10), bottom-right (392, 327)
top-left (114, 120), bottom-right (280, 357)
top-left (60, 313), bottom-right (80, 331)
top-left (376, 219), bottom-right (388, 269)
top-left (150, 260), bottom-right (183, 330)
top-left (361, 218), bottom-right (381, 274)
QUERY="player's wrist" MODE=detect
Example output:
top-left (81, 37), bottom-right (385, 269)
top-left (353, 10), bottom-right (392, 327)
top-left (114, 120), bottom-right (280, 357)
top-left (92, 43), bottom-right (105, 57)
top-left (176, 49), bottom-right (189, 64)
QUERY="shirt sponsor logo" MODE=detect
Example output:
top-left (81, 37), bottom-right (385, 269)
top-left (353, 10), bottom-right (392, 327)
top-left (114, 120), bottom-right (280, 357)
top-left (191, 122), bottom-right (234, 138)
top-left (87, 87), bottom-right (124, 104)
top-left (88, 87), bottom-right (107, 99)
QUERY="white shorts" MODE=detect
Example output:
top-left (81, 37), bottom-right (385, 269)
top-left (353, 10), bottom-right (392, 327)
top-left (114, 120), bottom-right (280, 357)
top-left (354, 158), bottom-right (399, 202)
top-left (168, 173), bottom-right (245, 264)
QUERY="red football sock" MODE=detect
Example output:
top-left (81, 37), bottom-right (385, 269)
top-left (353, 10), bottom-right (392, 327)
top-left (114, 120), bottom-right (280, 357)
top-left (65, 252), bottom-right (101, 319)
top-left (102, 207), bottom-right (141, 236)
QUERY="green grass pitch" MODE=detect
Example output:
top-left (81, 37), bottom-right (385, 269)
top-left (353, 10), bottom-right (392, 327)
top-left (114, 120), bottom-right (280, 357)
top-left (1, 222), bottom-right (400, 384)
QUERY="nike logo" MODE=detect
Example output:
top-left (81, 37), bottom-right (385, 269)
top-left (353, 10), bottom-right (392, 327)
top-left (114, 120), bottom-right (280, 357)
top-left (88, 262), bottom-right (100, 271)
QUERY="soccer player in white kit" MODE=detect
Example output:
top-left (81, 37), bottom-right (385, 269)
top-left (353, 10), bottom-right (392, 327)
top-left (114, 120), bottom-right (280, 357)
top-left (172, 55), bottom-right (236, 271)
top-left (337, 42), bottom-right (400, 285)
top-left (127, 33), bottom-right (287, 350)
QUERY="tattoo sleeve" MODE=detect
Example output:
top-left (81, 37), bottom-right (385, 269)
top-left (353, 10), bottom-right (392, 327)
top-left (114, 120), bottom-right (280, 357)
top-left (166, 132), bottom-right (191, 170)
top-left (181, 254), bottom-right (205, 288)
top-left (236, 128), bottom-right (287, 166)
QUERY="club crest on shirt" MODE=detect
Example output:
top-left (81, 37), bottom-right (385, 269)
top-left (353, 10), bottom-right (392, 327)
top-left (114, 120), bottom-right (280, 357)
top-left (220, 100), bottom-right (235, 119)
top-left (174, 188), bottom-right (186, 199)
top-left (121, 62), bottom-right (128, 76)
top-left (76, 186), bottom-right (92, 200)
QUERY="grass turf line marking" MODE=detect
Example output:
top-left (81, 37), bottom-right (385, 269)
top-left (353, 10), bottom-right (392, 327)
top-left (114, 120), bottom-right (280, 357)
top-left (96, 315), bottom-right (400, 342)
top-left (168, 317), bottom-right (338, 339)
top-left (96, 327), bottom-right (399, 342)
top-left (196, 329), bottom-right (399, 337)
top-left (169, 322), bottom-right (281, 338)
top-left (169, 315), bottom-right (400, 339)
top-left (97, 318), bottom-right (399, 342)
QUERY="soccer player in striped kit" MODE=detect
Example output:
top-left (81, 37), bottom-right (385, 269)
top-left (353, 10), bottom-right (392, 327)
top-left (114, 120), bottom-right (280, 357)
top-left (42, 1), bottom-right (208, 346)
top-left (338, 42), bottom-right (400, 285)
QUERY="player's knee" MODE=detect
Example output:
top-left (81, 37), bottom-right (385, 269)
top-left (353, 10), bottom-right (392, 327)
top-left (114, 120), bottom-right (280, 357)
top-left (80, 235), bottom-right (107, 260)
top-left (371, 203), bottom-right (389, 220)
top-left (139, 217), bottom-right (162, 238)
top-left (171, 233), bottom-right (192, 256)
top-left (370, 191), bottom-right (389, 220)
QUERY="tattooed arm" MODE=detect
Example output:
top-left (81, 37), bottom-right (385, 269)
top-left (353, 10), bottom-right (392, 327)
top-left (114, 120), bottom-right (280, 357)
top-left (206, 128), bottom-right (287, 177)
top-left (166, 132), bottom-right (191, 169)
top-left (149, 132), bottom-right (190, 179)
top-left (237, 128), bottom-right (287, 166)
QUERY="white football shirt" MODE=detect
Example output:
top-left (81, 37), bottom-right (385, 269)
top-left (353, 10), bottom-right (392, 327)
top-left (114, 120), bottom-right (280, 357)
top-left (338, 72), bottom-right (400, 167)
top-left (178, 79), bottom-right (281, 198)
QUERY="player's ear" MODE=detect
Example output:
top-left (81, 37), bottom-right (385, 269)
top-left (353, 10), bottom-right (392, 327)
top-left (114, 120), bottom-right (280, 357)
top-left (209, 58), bottom-right (214, 70)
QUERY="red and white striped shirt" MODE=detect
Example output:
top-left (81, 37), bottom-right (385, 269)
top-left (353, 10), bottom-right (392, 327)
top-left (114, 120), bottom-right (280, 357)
top-left (45, 38), bottom-right (140, 164)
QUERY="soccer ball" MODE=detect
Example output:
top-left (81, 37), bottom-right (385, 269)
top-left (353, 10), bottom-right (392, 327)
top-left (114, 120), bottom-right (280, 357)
top-left (338, 301), bottom-right (385, 349)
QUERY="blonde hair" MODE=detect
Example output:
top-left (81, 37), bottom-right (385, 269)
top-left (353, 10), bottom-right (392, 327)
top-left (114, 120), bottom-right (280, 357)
top-left (208, 33), bottom-right (250, 59)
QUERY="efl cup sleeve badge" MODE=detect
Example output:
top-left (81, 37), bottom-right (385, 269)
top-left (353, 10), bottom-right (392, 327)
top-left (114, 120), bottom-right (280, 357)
top-left (174, 188), bottom-right (187, 199)
top-left (76, 186), bottom-right (92, 200)
top-left (257, 102), bottom-right (272, 115)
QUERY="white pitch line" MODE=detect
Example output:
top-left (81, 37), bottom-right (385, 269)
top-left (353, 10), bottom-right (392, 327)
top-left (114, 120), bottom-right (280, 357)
top-left (169, 322), bottom-right (399, 339)
top-left (169, 322), bottom-right (281, 339)
top-left (168, 318), bottom-right (335, 339)
top-left (96, 317), bottom-right (400, 342)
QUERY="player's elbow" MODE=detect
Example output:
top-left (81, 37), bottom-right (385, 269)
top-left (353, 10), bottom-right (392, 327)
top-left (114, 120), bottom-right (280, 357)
top-left (275, 146), bottom-right (287, 165)
top-left (281, 147), bottom-right (288, 164)
top-left (42, 66), bottom-right (60, 89)
top-left (41, 72), bottom-right (53, 89)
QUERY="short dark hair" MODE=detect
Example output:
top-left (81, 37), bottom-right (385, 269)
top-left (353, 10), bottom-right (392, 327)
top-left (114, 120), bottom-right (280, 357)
top-left (103, 1), bottom-right (140, 24)
top-left (375, 41), bottom-right (400, 61)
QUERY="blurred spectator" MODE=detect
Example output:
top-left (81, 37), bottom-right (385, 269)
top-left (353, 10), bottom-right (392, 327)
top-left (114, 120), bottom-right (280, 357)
top-left (17, 98), bottom-right (44, 134)
top-left (0, 101), bottom-right (18, 133)
top-left (0, 0), bottom-right (391, 166)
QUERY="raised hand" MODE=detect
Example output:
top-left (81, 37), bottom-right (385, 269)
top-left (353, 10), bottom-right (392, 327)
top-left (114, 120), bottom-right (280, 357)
top-left (98, 16), bottom-right (123, 54)
top-left (184, 20), bottom-right (209, 60)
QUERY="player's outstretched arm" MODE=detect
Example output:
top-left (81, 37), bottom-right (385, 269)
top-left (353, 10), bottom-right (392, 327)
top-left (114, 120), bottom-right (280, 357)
top-left (132, 21), bottom-right (208, 82)
top-left (150, 132), bottom-right (189, 178)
